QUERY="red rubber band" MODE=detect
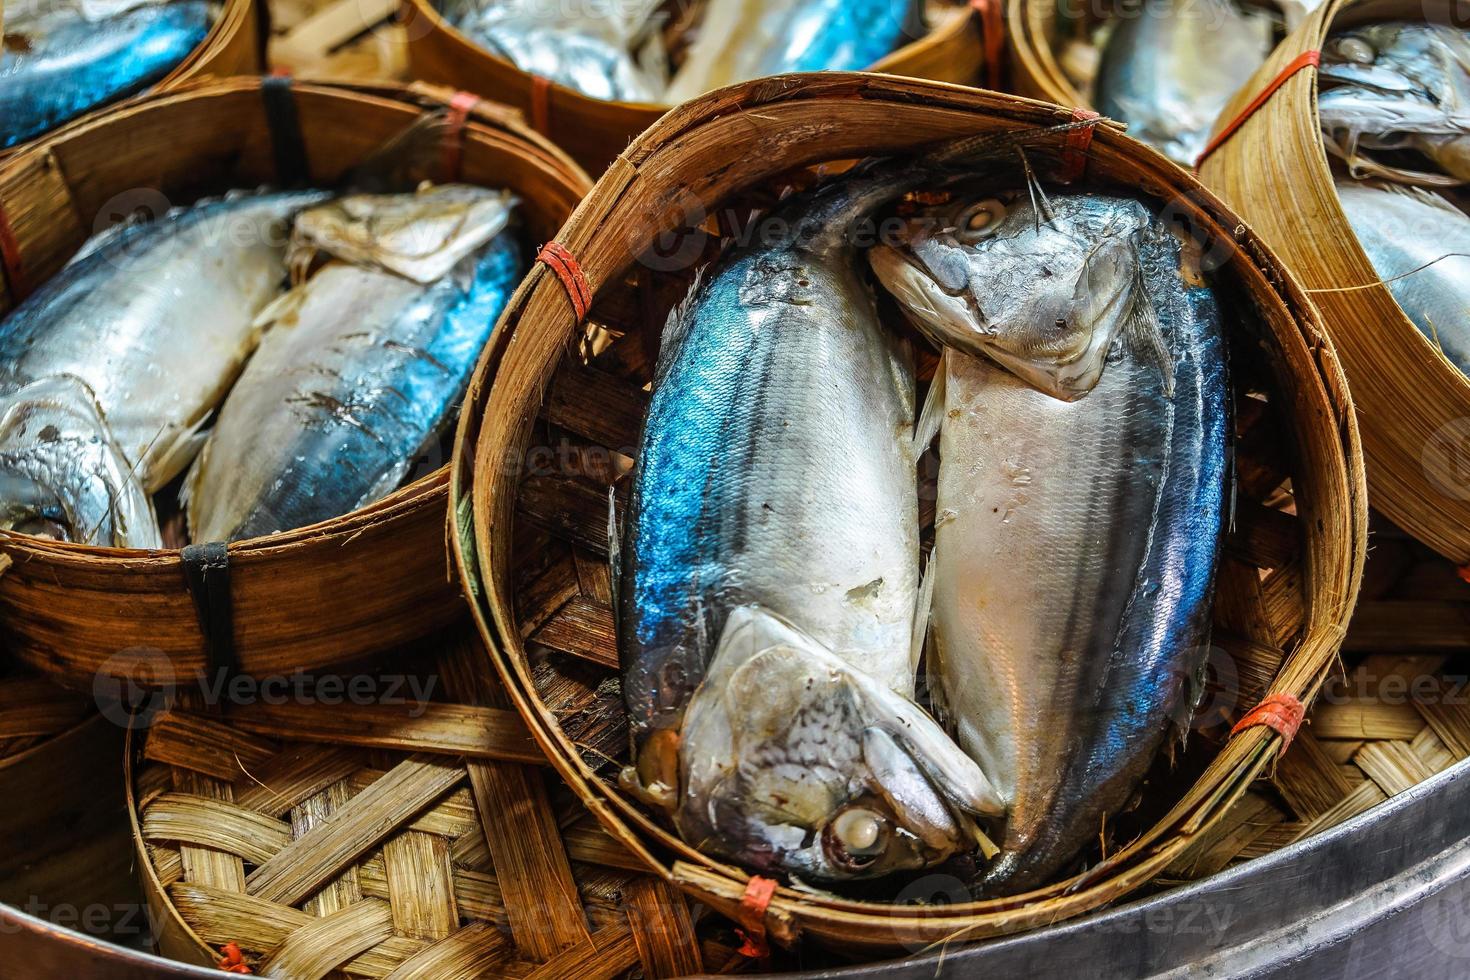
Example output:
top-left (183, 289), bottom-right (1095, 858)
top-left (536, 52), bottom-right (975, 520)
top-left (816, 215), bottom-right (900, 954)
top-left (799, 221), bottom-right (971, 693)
top-left (1231, 693), bottom-right (1307, 755)
top-left (530, 75), bottom-right (552, 137)
top-left (441, 90), bottom-right (482, 182)
top-left (1457, 564), bottom-right (1470, 586)
top-left (735, 875), bottom-right (778, 959)
top-left (1059, 108), bottom-right (1100, 184)
top-left (537, 241), bottom-right (592, 323)
top-left (970, 0), bottom-right (1005, 92)
top-left (1197, 50), bottom-right (1320, 167)
top-left (0, 201), bottom-right (26, 303)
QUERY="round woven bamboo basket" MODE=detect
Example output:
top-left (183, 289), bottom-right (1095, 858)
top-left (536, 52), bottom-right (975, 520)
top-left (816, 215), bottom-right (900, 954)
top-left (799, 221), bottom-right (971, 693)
top-left (0, 0), bottom-right (264, 156)
top-left (1005, 0), bottom-right (1289, 117)
top-left (0, 671), bottom-right (139, 934)
top-left (449, 72), bottom-right (1368, 953)
top-left (1197, 0), bottom-right (1470, 564)
top-left (402, 0), bottom-right (996, 173)
top-left (0, 77), bottom-right (591, 690)
top-left (126, 623), bottom-right (755, 976)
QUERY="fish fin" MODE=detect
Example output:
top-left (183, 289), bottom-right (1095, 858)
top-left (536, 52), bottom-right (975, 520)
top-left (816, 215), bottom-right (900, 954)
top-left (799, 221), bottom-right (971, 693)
top-left (1123, 247), bottom-right (1175, 397)
top-left (911, 542), bottom-right (935, 679)
top-left (149, 415), bottom-right (210, 494)
top-left (607, 484), bottom-right (621, 639)
top-left (252, 280), bottom-right (312, 333)
top-left (913, 349), bottom-right (948, 458)
top-left (178, 434), bottom-right (209, 539)
top-left (657, 267), bottom-right (706, 371)
top-left (917, 551), bottom-right (949, 731)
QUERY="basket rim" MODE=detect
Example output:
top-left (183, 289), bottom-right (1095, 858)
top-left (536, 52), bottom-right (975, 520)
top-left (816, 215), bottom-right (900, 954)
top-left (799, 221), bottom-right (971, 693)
top-left (0, 75), bottom-right (591, 565)
top-left (449, 72), bottom-right (1369, 946)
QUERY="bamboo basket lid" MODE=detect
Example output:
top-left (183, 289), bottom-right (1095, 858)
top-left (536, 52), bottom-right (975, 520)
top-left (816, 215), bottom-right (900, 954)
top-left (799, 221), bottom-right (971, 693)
top-left (0, 0), bottom-right (265, 157)
top-left (449, 72), bottom-right (1368, 952)
top-left (1197, 0), bottom-right (1470, 564)
top-left (127, 622), bottom-right (750, 976)
top-left (402, 0), bottom-right (996, 174)
top-left (0, 77), bottom-right (591, 690)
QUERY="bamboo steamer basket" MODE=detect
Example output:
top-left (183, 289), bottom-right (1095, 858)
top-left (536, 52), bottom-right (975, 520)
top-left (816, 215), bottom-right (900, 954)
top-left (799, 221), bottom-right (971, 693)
top-left (1197, 0), bottom-right (1470, 564)
top-left (0, 77), bottom-right (591, 690)
top-left (0, 671), bottom-right (140, 933)
top-left (126, 622), bottom-right (748, 976)
top-left (403, 0), bottom-right (996, 174)
top-left (449, 72), bottom-right (1368, 953)
top-left (0, 0), bottom-right (264, 156)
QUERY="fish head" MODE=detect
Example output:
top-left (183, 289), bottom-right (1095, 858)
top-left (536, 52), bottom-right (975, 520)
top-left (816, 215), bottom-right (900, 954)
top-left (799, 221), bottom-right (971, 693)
top-left (0, 375), bottom-right (160, 549)
top-left (670, 605), bottom-right (1001, 882)
top-left (869, 187), bottom-right (1152, 399)
top-left (292, 184), bottom-right (519, 285)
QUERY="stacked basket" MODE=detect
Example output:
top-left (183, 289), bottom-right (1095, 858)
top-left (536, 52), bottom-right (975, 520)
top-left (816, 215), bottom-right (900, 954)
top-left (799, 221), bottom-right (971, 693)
top-left (450, 73), bottom-right (1367, 953)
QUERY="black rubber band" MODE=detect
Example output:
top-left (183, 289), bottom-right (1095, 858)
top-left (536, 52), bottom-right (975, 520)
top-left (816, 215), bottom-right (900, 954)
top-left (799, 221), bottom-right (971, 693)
top-left (261, 75), bottom-right (309, 189)
top-left (181, 541), bottom-right (238, 680)
top-left (252, 0), bottom-right (272, 73)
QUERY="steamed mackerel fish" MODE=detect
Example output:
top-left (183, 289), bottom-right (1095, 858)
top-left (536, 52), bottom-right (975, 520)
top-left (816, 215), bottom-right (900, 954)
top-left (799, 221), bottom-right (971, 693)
top-left (664, 0), bottom-right (915, 104)
top-left (619, 174), bottom-right (1000, 882)
top-left (1335, 179), bottom-right (1470, 374)
top-left (1319, 23), bottom-right (1470, 186)
top-left (448, 0), bottom-right (666, 102)
top-left (1094, 0), bottom-right (1271, 167)
top-left (184, 185), bottom-right (522, 543)
top-left (871, 190), bottom-right (1229, 891)
top-left (0, 190), bottom-right (328, 548)
top-left (1, 0), bottom-right (215, 149)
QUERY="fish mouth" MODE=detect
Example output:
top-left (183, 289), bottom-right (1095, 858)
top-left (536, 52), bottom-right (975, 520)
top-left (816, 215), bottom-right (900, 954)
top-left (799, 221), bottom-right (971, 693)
top-left (669, 605), bottom-right (1002, 882)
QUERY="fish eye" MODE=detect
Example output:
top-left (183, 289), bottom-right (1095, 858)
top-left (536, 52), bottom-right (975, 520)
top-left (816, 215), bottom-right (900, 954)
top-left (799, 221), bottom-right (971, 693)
top-left (1332, 37), bottom-right (1375, 65)
top-left (823, 806), bottom-right (891, 870)
top-left (954, 199), bottom-right (1006, 242)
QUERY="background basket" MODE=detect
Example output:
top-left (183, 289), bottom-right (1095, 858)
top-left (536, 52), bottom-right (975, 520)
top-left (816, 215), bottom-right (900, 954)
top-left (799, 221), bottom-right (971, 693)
top-left (450, 73), bottom-right (1367, 953)
top-left (0, 0), bottom-right (265, 157)
top-left (128, 623), bottom-right (754, 976)
top-left (1197, 0), bottom-right (1470, 564)
top-left (0, 670), bottom-right (140, 936)
top-left (402, 0), bottom-right (995, 173)
top-left (0, 77), bottom-right (590, 690)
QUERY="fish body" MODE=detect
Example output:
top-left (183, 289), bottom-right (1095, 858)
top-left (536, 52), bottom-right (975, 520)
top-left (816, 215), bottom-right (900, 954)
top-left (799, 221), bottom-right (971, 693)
top-left (450, 0), bottom-right (666, 102)
top-left (1335, 178), bottom-right (1470, 373)
top-left (1095, 0), bottom-right (1271, 166)
top-left (619, 175), bottom-right (1000, 882)
top-left (1, 1), bottom-right (214, 148)
top-left (1319, 23), bottom-right (1470, 185)
top-left (664, 0), bottom-right (915, 104)
top-left (870, 191), bottom-right (1228, 891)
top-left (184, 186), bottom-right (521, 542)
top-left (0, 190), bottom-right (327, 546)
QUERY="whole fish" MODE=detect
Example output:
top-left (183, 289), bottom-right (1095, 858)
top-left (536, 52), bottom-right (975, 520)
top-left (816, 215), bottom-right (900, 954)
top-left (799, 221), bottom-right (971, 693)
top-left (1095, 0), bottom-right (1272, 166)
top-left (1, 1), bottom-right (215, 149)
top-left (183, 185), bottom-right (521, 542)
top-left (870, 188), bottom-right (1229, 891)
top-left (0, 190), bottom-right (328, 547)
top-left (1335, 178), bottom-right (1470, 373)
top-left (1318, 23), bottom-right (1470, 186)
top-left (619, 172), bottom-right (1001, 882)
top-left (663, 0), bottom-right (916, 105)
top-left (449, 0), bottom-right (666, 103)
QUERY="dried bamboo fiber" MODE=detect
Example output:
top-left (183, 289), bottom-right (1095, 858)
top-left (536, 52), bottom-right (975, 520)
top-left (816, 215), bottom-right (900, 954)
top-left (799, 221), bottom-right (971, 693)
top-left (128, 623), bottom-right (746, 977)
top-left (1197, 0), bottom-right (1470, 564)
top-left (402, 0), bottom-right (993, 174)
top-left (450, 73), bottom-right (1367, 953)
top-left (0, 78), bottom-right (591, 690)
